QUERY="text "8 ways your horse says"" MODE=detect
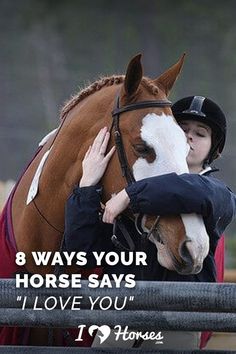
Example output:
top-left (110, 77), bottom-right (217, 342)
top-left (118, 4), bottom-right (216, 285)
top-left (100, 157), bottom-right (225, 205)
top-left (15, 251), bottom-right (147, 289)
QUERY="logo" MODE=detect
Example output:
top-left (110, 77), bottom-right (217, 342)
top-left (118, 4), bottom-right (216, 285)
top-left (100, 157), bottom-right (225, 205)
top-left (88, 325), bottom-right (111, 344)
top-left (76, 324), bottom-right (163, 345)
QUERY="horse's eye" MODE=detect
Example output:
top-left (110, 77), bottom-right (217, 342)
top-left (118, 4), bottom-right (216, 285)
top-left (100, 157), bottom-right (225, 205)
top-left (134, 144), bottom-right (153, 156)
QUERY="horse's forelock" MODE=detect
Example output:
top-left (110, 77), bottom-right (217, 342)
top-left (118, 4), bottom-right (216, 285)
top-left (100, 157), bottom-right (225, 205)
top-left (60, 76), bottom-right (160, 120)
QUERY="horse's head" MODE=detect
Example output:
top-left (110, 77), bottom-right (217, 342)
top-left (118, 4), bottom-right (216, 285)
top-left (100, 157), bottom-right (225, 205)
top-left (98, 54), bottom-right (209, 275)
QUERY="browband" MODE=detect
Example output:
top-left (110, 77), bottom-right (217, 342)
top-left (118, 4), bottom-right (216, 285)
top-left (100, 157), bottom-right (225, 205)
top-left (112, 99), bottom-right (172, 116)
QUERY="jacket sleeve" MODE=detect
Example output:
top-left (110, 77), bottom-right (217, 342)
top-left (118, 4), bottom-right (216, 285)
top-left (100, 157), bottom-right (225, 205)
top-left (64, 185), bottom-right (106, 259)
top-left (126, 173), bottom-right (236, 232)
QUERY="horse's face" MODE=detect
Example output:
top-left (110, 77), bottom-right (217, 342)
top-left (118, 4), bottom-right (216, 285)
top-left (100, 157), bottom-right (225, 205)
top-left (116, 108), bottom-right (209, 275)
top-left (103, 54), bottom-right (209, 275)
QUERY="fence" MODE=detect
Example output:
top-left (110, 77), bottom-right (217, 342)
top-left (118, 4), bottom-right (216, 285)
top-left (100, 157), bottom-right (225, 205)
top-left (0, 279), bottom-right (236, 352)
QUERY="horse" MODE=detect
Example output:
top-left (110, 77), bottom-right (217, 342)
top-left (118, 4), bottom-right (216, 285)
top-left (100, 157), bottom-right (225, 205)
top-left (0, 53), bottom-right (209, 345)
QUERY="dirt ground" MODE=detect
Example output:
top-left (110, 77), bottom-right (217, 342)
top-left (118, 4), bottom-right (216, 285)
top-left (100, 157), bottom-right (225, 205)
top-left (205, 333), bottom-right (236, 350)
top-left (204, 272), bottom-right (236, 350)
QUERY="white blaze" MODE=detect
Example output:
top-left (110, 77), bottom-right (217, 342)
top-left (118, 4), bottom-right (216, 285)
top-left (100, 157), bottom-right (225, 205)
top-left (132, 113), bottom-right (190, 181)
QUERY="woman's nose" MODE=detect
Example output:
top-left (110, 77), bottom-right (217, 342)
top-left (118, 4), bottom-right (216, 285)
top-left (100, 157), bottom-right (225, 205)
top-left (185, 131), bottom-right (193, 141)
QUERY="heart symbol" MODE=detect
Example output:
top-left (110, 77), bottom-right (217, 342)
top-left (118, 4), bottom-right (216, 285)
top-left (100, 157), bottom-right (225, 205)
top-left (88, 325), bottom-right (111, 344)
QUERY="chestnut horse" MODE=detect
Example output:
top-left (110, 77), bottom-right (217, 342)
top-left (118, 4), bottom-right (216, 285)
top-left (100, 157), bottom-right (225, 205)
top-left (1, 54), bottom-right (209, 345)
top-left (11, 54), bottom-right (209, 277)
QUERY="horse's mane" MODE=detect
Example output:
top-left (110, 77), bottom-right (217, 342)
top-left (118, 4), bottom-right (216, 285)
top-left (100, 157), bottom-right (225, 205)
top-left (60, 75), bottom-right (159, 119)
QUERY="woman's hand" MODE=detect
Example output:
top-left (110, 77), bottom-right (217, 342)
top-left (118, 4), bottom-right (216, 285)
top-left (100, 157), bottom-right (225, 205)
top-left (79, 127), bottom-right (115, 187)
top-left (102, 189), bottom-right (130, 224)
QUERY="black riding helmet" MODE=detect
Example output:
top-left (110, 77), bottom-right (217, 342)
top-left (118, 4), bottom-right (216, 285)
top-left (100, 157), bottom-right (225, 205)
top-left (172, 96), bottom-right (227, 164)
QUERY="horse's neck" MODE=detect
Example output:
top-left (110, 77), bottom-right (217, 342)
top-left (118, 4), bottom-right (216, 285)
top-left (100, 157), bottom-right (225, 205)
top-left (12, 88), bottom-right (115, 273)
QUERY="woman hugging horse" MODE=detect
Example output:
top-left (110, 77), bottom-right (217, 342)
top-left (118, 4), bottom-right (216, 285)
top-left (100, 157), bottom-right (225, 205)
top-left (65, 95), bottom-right (236, 349)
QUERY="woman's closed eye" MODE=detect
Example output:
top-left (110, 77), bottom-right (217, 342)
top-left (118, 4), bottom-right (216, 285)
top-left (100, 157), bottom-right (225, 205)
top-left (196, 132), bottom-right (205, 137)
top-left (195, 129), bottom-right (208, 137)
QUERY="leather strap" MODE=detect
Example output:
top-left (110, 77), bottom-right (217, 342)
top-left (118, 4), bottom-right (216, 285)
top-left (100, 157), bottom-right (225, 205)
top-left (112, 99), bottom-right (172, 116)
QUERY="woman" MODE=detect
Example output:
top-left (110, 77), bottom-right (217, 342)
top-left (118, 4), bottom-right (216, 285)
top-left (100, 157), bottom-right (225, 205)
top-left (64, 96), bottom-right (236, 349)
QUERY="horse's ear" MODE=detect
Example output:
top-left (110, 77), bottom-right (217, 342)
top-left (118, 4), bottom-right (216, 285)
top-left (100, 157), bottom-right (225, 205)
top-left (153, 53), bottom-right (186, 97)
top-left (123, 54), bottom-right (143, 98)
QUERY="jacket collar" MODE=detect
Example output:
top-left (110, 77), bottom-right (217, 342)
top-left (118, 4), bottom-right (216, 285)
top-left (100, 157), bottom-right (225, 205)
top-left (199, 166), bottom-right (219, 176)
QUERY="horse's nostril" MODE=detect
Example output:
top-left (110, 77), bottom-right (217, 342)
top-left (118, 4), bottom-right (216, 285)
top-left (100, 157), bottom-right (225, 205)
top-left (179, 239), bottom-right (194, 266)
top-left (194, 264), bottom-right (202, 274)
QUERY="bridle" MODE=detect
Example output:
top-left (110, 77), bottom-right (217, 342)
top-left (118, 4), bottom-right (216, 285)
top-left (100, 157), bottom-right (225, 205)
top-left (110, 92), bottom-right (172, 349)
top-left (110, 91), bottom-right (172, 251)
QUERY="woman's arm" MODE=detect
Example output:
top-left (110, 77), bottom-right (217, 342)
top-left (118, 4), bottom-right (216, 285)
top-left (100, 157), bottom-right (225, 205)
top-left (64, 184), bottom-right (103, 253)
top-left (126, 173), bottom-right (235, 216)
top-left (103, 173), bottom-right (236, 233)
top-left (64, 127), bottom-right (115, 258)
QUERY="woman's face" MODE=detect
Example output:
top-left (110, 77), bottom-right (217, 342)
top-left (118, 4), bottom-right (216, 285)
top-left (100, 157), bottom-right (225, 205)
top-left (178, 119), bottom-right (212, 173)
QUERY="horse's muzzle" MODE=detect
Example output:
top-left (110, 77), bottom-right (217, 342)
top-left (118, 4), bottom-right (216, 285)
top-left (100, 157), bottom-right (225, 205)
top-left (175, 239), bottom-right (203, 275)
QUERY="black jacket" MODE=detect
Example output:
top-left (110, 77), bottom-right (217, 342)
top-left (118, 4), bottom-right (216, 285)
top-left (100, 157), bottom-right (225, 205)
top-left (64, 171), bottom-right (236, 282)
